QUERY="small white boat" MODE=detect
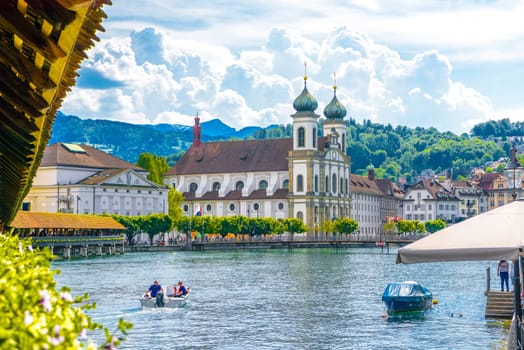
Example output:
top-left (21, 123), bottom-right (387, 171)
top-left (139, 285), bottom-right (190, 308)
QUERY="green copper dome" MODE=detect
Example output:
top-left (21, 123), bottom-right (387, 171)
top-left (293, 76), bottom-right (318, 113)
top-left (323, 86), bottom-right (346, 119)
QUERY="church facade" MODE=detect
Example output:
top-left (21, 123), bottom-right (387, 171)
top-left (164, 76), bottom-right (352, 238)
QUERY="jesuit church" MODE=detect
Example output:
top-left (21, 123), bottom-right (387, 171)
top-left (164, 75), bottom-right (352, 238)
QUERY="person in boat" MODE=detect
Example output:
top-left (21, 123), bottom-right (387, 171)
top-left (174, 281), bottom-right (188, 297)
top-left (497, 260), bottom-right (510, 292)
top-left (145, 280), bottom-right (162, 298)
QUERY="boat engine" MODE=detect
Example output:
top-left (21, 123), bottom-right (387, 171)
top-left (155, 292), bottom-right (165, 307)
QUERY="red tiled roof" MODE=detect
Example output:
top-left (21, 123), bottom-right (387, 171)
top-left (350, 174), bottom-right (383, 195)
top-left (166, 138), bottom-right (293, 175)
top-left (478, 172), bottom-right (503, 191)
top-left (42, 143), bottom-right (144, 171)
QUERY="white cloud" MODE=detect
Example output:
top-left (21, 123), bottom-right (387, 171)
top-left (62, 22), bottom-right (501, 134)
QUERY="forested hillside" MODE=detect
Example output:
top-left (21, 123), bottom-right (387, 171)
top-left (52, 113), bottom-right (520, 183)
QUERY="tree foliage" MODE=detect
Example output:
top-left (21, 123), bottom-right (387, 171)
top-left (136, 152), bottom-right (170, 185)
top-left (0, 234), bottom-right (131, 349)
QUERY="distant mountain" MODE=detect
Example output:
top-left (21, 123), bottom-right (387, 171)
top-left (50, 112), bottom-right (263, 163)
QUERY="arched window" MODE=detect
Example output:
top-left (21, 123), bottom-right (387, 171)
top-left (253, 203), bottom-right (260, 211)
top-left (278, 202), bottom-right (284, 211)
top-left (298, 127), bottom-right (305, 147)
top-left (312, 127), bottom-right (317, 147)
top-left (189, 182), bottom-right (198, 193)
top-left (325, 176), bottom-right (329, 193)
top-left (297, 175), bottom-right (304, 192)
top-left (332, 174), bottom-right (337, 193)
top-left (314, 175), bottom-right (319, 192)
top-left (206, 204), bottom-right (212, 212)
top-left (235, 181), bottom-right (244, 191)
top-left (259, 180), bottom-right (268, 190)
top-left (183, 204), bottom-right (189, 213)
top-left (283, 179), bottom-right (289, 189)
top-left (297, 211), bottom-right (304, 221)
top-left (340, 178), bottom-right (344, 194)
top-left (212, 182), bottom-right (221, 191)
top-left (342, 133), bottom-right (346, 152)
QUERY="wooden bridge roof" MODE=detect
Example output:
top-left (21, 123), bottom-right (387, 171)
top-left (10, 211), bottom-right (125, 230)
top-left (0, 0), bottom-right (111, 227)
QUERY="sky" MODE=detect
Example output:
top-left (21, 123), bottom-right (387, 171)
top-left (60, 0), bottom-right (524, 135)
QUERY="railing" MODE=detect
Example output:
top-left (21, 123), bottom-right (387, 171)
top-left (31, 235), bottom-right (124, 247)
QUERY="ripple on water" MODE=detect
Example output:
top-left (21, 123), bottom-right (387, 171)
top-left (54, 248), bottom-right (509, 350)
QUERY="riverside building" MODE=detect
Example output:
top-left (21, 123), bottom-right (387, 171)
top-left (164, 75), bottom-right (352, 238)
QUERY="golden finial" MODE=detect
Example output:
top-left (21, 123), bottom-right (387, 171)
top-left (303, 61), bottom-right (308, 81)
top-left (333, 72), bottom-right (337, 91)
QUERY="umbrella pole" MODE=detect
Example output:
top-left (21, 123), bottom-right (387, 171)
top-left (514, 256), bottom-right (522, 349)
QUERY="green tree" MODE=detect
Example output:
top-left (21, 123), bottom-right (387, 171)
top-left (282, 218), bottom-right (308, 240)
top-left (334, 217), bottom-right (359, 239)
top-left (425, 219), bottom-right (447, 233)
top-left (112, 214), bottom-right (140, 245)
top-left (136, 152), bottom-right (170, 186)
top-left (167, 187), bottom-right (184, 219)
top-left (141, 214), bottom-right (173, 245)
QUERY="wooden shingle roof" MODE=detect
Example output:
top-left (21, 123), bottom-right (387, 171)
top-left (10, 211), bottom-right (125, 230)
top-left (0, 0), bottom-right (111, 227)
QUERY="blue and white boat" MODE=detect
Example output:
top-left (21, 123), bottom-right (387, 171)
top-left (382, 281), bottom-right (433, 314)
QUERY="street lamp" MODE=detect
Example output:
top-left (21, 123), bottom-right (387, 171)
top-left (504, 144), bottom-right (523, 201)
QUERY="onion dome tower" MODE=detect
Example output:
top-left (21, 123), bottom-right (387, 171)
top-left (291, 64), bottom-right (320, 151)
top-left (322, 73), bottom-right (348, 151)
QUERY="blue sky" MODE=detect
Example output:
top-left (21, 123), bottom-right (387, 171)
top-left (60, 0), bottom-right (524, 134)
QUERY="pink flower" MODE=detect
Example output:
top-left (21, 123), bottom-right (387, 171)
top-left (49, 326), bottom-right (64, 345)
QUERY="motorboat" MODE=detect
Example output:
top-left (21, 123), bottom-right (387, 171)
top-left (139, 285), bottom-right (190, 308)
top-left (382, 281), bottom-right (433, 314)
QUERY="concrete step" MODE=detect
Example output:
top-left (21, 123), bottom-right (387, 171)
top-left (485, 290), bottom-right (514, 319)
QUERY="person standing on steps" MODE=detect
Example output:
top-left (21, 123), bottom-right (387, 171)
top-left (497, 260), bottom-right (510, 292)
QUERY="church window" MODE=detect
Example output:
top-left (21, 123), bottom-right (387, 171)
top-left (298, 127), bottom-right (305, 147)
top-left (259, 180), bottom-right (268, 190)
top-left (314, 175), bottom-right (319, 192)
top-left (229, 203), bottom-right (236, 212)
top-left (297, 211), bottom-right (304, 220)
top-left (253, 203), bottom-right (260, 211)
top-left (332, 174), bottom-right (337, 193)
top-left (278, 202), bottom-right (284, 211)
top-left (297, 175), bottom-right (304, 192)
top-left (283, 179), bottom-right (289, 189)
top-left (325, 176), bottom-right (329, 193)
top-left (189, 182), bottom-right (198, 193)
top-left (313, 127), bottom-right (317, 147)
top-left (235, 181), bottom-right (244, 191)
top-left (212, 182), bottom-right (221, 191)
top-left (340, 178), bottom-right (344, 194)
top-left (206, 204), bottom-right (212, 212)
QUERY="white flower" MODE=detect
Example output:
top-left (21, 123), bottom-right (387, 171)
top-left (60, 291), bottom-right (73, 302)
top-left (24, 310), bottom-right (33, 325)
top-left (39, 290), bottom-right (52, 312)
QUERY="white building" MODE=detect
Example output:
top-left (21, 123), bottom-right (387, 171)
top-left (23, 143), bottom-right (168, 216)
top-left (402, 179), bottom-right (460, 223)
top-left (164, 76), bottom-right (352, 238)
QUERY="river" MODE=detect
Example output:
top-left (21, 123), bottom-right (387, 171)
top-left (53, 247), bottom-right (509, 349)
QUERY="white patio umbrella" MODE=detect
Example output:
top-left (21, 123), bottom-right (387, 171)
top-left (397, 198), bottom-right (524, 350)
top-left (397, 199), bottom-right (524, 264)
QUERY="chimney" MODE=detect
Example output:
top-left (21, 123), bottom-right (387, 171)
top-left (368, 168), bottom-right (375, 181)
top-left (192, 113), bottom-right (201, 147)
